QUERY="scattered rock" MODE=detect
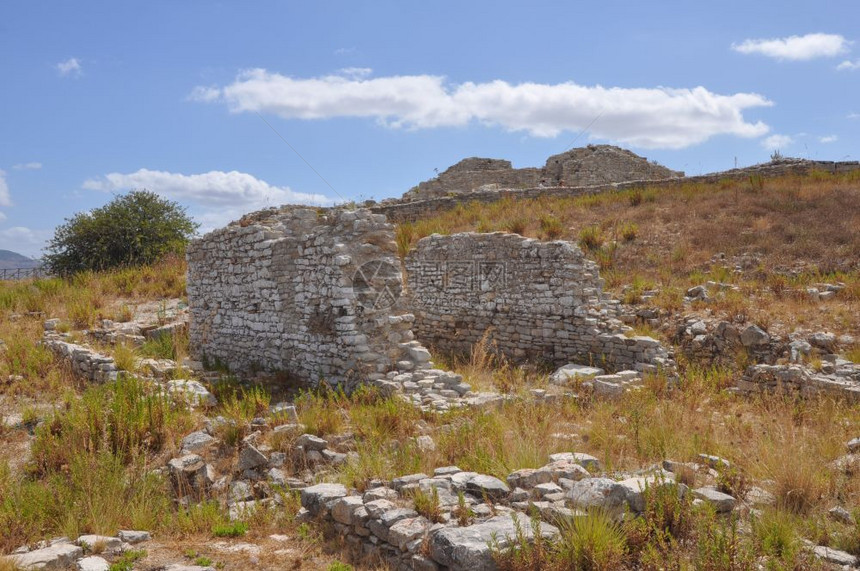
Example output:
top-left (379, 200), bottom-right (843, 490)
top-left (429, 513), bottom-right (559, 570)
top-left (180, 431), bottom-right (216, 454)
top-left (7, 542), bottom-right (83, 570)
top-left (549, 364), bottom-right (604, 385)
top-left (237, 444), bottom-right (268, 471)
top-left (300, 483), bottom-right (347, 516)
top-left (740, 325), bottom-right (769, 347)
top-left (567, 478), bottom-right (626, 511)
top-left (693, 487), bottom-right (735, 513)
top-left (829, 506), bottom-right (856, 525)
top-left (295, 433), bottom-right (328, 452)
top-left (117, 530), bottom-right (150, 544)
top-left (811, 545), bottom-right (858, 567)
top-left (77, 555), bottom-right (110, 571)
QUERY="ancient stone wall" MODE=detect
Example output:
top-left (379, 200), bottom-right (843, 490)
top-left (376, 158), bottom-right (860, 223)
top-left (543, 145), bottom-right (683, 186)
top-left (405, 232), bottom-right (673, 373)
top-left (403, 145), bottom-right (681, 201)
top-left (186, 208), bottom-right (428, 389)
top-left (42, 336), bottom-right (118, 383)
top-left (409, 157), bottom-right (542, 199)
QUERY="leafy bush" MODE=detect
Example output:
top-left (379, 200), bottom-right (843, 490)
top-left (44, 190), bottom-right (198, 276)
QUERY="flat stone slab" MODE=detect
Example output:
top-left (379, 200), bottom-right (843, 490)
top-left (567, 477), bottom-right (626, 511)
top-left (300, 483), bottom-right (347, 516)
top-left (550, 363), bottom-right (604, 385)
top-left (465, 474), bottom-right (510, 500)
top-left (811, 545), bottom-right (858, 566)
top-left (180, 431), bottom-right (216, 454)
top-left (429, 513), bottom-right (559, 570)
top-left (8, 543), bottom-right (83, 569)
top-left (693, 487), bottom-right (736, 513)
top-left (77, 556), bottom-right (109, 571)
top-left (118, 530), bottom-right (151, 543)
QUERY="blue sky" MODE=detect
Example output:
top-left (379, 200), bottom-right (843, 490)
top-left (1, 1), bottom-right (857, 257)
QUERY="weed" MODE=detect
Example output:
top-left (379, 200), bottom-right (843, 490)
top-left (578, 225), bottom-right (604, 251)
top-left (412, 486), bottom-right (444, 523)
top-left (695, 510), bottom-right (756, 570)
top-left (503, 217), bottom-right (528, 235)
top-left (619, 221), bottom-right (639, 242)
top-left (538, 214), bottom-right (564, 240)
top-left (453, 491), bottom-right (474, 526)
top-left (108, 549), bottom-right (146, 571)
top-left (112, 343), bottom-right (137, 372)
top-left (395, 223), bottom-right (415, 258)
top-left (212, 521), bottom-right (248, 538)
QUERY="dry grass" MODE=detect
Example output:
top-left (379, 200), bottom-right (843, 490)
top-left (397, 172), bottom-right (860, 340)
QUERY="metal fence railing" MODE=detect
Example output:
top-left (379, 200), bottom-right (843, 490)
top-left (0, 267), bottom-right (50, 281)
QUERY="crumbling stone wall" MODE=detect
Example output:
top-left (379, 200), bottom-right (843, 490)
top-left (404, 145), bottom-right (681, 200)
top-left (543, 145), bottom-right (683, 187)
top-left (405, 232), bottom-right (673, 373)
top-left (408, 157), bottom-right (542, 199)
top-left (376, 157), bottom-right (860, 223)
top-left (186, 208), bottom-right (426, 389)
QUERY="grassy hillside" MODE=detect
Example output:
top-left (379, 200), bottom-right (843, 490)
top-left (0, 171), bottom-right (859, 570)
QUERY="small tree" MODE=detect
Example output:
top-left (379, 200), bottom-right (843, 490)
top-left (44, 190), bottom-right (198, 275)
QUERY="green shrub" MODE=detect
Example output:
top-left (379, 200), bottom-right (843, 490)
top-left (44, 190), bottom-right (198, 276)
top-left (108, 549), bottom-right (146, 571)
top-left (555, 510), bottom-right (626, 570)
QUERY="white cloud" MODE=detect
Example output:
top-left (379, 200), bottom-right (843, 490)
top-left (334, 47), bottom-right (356, 56)
top-left (338, 67), bottom-right (373, 79)
top-left (191, 69), bottom-right (772, 149)
top-left (761, 134), bottom-right (794, 150)
top-left (83, 168), bottom-right (333, 231)
top-left (187, 85), bottom-right (221, 102)
top-left (12, 162), bottom-right (42, 170)
top-left (819, 135), bottom-right (838, 143)
top-left (837, 59), bottom-right (860, 71)
top-left (56, 57), bottom-right (82, 77)
top-left (849, 112), bottom-right (860, 119)
top-left (0, 170), bottom-right (11, 208)
top-left (732, 33), bottom-right (850, 61)
top-left (0, 227), bottom-right (50, 258)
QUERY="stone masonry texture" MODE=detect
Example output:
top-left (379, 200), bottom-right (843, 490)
top-left (403, 145), bottom-right (683, 200)
top-left (405, 232), bottom-right (673, 373)
top-left (186, 208), bottom-right (429, 390)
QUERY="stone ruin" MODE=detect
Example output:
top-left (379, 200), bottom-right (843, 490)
top-left (406, 232), bottom-right (673, 373)
top-left (186, 208), bottom-right (430, 391)
top-left (187, 207), bottom-right (675, 399)
top-left (403, 145), bottom-right (684, 201)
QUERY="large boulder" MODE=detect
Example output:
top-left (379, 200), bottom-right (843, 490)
top-left (567, 478), bottom-right (626, 512)
top-left (7, 542), bottom-right (83, 569)
top-left (300, 483), bottom-right (347, 516)
top-left (429, 513), bottom-right (559, 570)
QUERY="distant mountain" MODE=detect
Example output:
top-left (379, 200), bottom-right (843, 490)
top-left (0, 249), bottom-right (41, 270)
